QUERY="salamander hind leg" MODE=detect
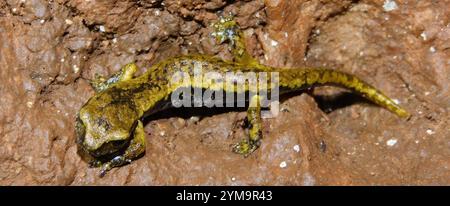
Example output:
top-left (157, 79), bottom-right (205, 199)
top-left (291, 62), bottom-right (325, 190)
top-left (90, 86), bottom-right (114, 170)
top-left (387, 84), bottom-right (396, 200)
top-left (90, 63), bottom-right (138, 92)
top-left (210, 14), bottom-right (258, 65)
top-left (233, 95), bottom-right (262, 157)
top-left (99, 120), bottom-right (146, 177)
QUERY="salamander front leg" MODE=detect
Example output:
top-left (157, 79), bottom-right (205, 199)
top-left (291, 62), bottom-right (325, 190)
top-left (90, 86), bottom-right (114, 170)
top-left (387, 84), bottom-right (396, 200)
top-left (233, 95), bottom-right (262, 157)
top-left (90, 63), bottom-right (138, 93)
top-left (99, 120), bottom-right (146, 177)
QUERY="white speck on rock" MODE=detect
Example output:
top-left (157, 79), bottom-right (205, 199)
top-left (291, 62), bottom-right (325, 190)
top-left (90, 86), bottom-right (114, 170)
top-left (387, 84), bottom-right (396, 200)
top-left (430, 46), bottom-right (436, 53)
top-left (426, 129), bottom-right (435, 135)
top-left (279, 161), bottom-right (287, 168)
top-left (40, 19), bottom-right (45, 24)
top-left (231, 177), bottom-right (236, 181)
top-left (386, 139), bottom-right (398, 147)
top-left (159, 131), bottom-right (166, 136)
top-left (383, 0), bottom-right (398, 12)
top-left (393, 99), bottom-right (400, 104)
top-left (271, 40), bottom-right (279, 47)
top-left (293, 145), bottom-right (301, 153)
top-left (420, 32), bottom-right (428, 41)
top-left (112, 38), bottom-right (117, 43)
top-left (65, 19), bottom-right (73, 25)
top-left (99, 25), bottom-right (105, 32)
top-left (72, 65), bottom-right (80, 73)
top-left (26, 101), bottom-right (34, 108)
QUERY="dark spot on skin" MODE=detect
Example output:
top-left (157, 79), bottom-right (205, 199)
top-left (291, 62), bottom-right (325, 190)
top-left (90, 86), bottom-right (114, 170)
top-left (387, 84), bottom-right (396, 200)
top-left (96, 117), bottom-right (111, 130)
top-left (108, 83), bottom-right (159, 111)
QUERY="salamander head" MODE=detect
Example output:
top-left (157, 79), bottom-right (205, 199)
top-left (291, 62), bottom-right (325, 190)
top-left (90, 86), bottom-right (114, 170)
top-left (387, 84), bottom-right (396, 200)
top-left (76, 92), bottom-right (139, 157)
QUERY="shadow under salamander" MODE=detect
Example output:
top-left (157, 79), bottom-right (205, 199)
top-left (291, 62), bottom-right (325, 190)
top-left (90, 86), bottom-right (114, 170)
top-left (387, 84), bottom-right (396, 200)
top-left (143, 90), bottom-right (373, 124)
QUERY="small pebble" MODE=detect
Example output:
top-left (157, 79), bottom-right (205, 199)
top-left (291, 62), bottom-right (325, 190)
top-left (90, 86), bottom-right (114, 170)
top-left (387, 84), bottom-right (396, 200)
top-left (279, 161), bottom-right (287, 168)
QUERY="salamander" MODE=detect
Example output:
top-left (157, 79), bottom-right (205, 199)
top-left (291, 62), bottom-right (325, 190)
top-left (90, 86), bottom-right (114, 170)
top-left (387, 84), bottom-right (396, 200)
top-left (76, 16), bottom-right (410, 176)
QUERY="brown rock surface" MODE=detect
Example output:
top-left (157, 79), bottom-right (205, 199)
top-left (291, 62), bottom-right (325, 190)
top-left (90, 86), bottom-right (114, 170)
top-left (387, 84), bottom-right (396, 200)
top-left (0, 0), bottom-right (448, 185)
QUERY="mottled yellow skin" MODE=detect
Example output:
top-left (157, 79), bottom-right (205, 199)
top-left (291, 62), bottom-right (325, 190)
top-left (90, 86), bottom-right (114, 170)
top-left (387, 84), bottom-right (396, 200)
top-left (76, 15), bottom-right (409, 176)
